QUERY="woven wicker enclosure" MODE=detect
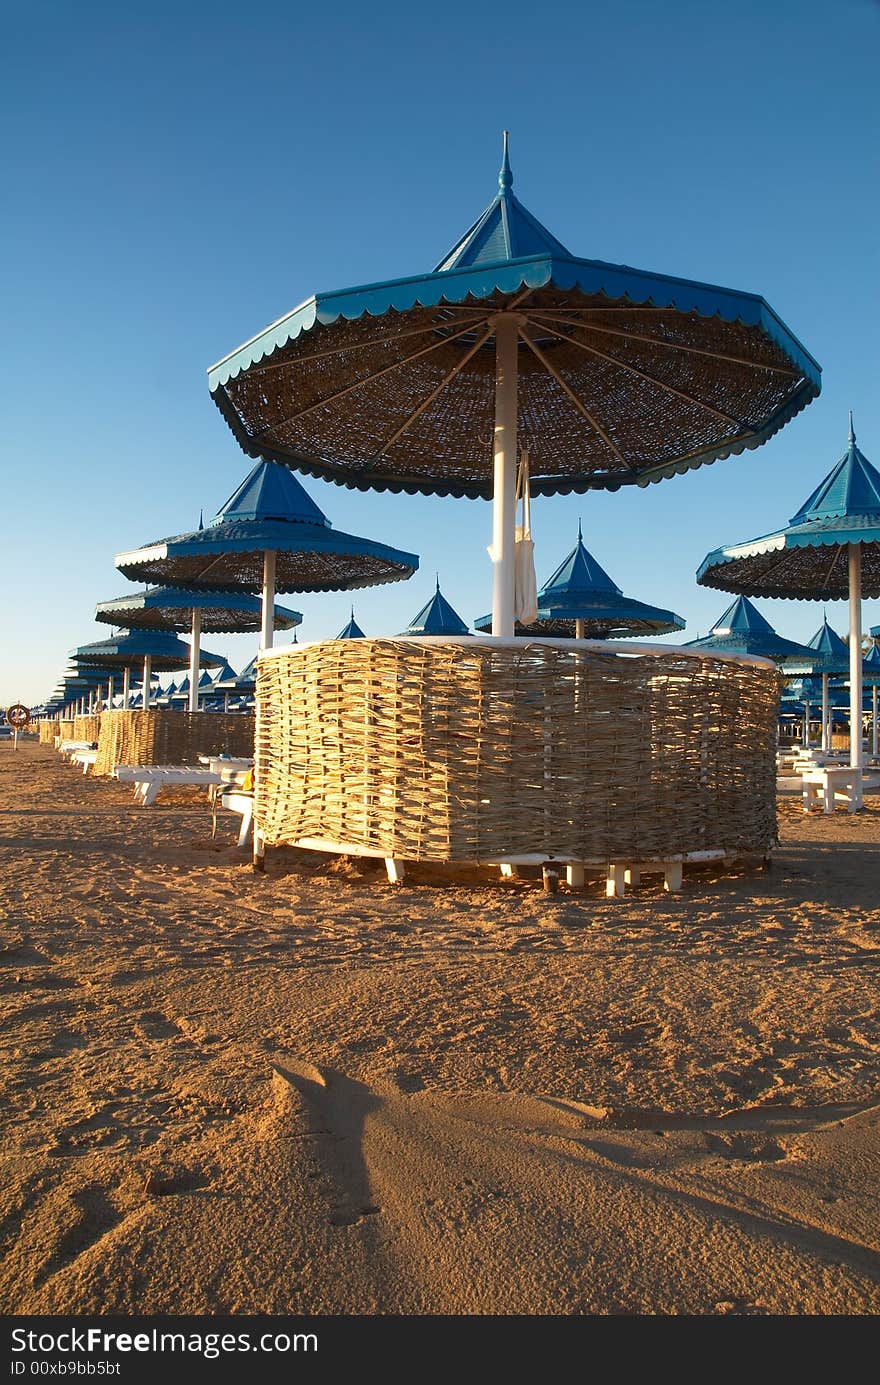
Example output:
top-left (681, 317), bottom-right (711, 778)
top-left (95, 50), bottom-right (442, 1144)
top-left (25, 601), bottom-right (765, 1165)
top-left (58, 720), bottom-right (75, 742)
top-left (39, 720), bottom-right (60, 745)
top-left (254, 638), bottom-right (782, 864)
top-left (94, 710), bottom-right (255, 776)
top-left (73, 715), bottom-right (102, 744)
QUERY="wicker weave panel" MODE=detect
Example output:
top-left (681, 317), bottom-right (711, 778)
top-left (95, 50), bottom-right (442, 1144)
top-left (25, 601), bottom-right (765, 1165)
top-left (73, 716), bottom-right (102, 743)
top-left (255, 640), bottom-right (782, 863)
top-left (39, 721), bottom-right (60, 745)
top-left (94, 710), bottom-right (255, 776)
top-left (58, 720), bottom-right (75, 742)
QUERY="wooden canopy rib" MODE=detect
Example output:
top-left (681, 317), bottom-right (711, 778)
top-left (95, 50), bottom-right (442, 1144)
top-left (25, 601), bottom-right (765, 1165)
top-left (526, 313), bottom-right (750, 429)
top-left (241, 319), bottom-right (471, 375)
top-left (374, 328), bottom-right (494, 460)
top-left (253, 321), bottom-right (481, 439)
top-left (526, 314), bottom-right (801, 376)
top-left (519, 324), bottom-right (629, 467)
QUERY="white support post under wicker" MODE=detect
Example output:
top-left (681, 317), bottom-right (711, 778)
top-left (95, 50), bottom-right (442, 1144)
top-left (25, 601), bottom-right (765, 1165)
top-left (188, 608), bottom-right (202, 713)
top-left (491, 314), bottom-right (520, 638)
top-left (123, 665), bottom-right (130, 708)
top-left (142, 655), bottom-right (152, 711)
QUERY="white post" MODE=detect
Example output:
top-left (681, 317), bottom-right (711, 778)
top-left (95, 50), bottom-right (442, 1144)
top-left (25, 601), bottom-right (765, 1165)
top-left (107, 675), bottom-right (114, 712)
top-left (804, 697), bottom-right (810, 749)
top-left (575, 618), bottom-right (586, 639)
top-left (188, 608), bottom-right (202, 712)
top-left (261, 550), bottom-right (276, 650)
top-left (142, 655), bottom-right (152, 710)
top-left (873, 685), bottom-right (878, 760)
top-left (849, 542), bottom-right (863, 778)
top-left (822, 673), bottom-right (829, 752)
top-left (491, 313), bottom-right (520, 637)
top-left (123, 665), bottom-right (130, 708)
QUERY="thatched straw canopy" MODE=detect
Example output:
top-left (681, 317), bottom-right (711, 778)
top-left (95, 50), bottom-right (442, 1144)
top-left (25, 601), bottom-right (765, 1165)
top-left (95, 586), bottom-right (301, 635)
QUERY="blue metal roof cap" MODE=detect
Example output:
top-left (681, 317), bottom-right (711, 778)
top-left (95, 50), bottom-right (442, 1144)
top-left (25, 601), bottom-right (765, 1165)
top-left (215, 460), bottom-right (330, 528)
top-left (435, 132), bottom-right (572, 272)
top-left (685, 595), bottom-right (813, 661)
top-left (861, 643), bottom-right (880, 686)
top-left (710, 596), bottom-right (775, 637)
top-left (540, 526), bottom-right (621, 598)
top-left (790, 416), bottom-right (880, 523)
top-left (400, 579), bottom-right (470, 635)
top-left (336, 608), bottom-right (365, 638)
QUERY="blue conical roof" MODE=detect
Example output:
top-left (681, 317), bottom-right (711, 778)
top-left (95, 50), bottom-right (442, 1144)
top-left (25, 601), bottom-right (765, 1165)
top-left (435, 133), bottom-right (572, 272)
top-left (686, 594), bottom-right (813, 661)
top-left (861, 643), bottom-right (880, 687)
top-left (215, 460), bottom-right (330, 527)
top-left (336, 608), bottom-right (365, 638)
top-left (808, 619), bottom-right (848, 661)
top-left (400, 580), bottom-right (470, 635)
top-left (540, 527), bottom-right (621, 599)
top-left (710, 596), bottom-right (775, 637)
top-left (209, 660), bottom-right (238, 687)
top-left (790, 416), bottom-right (880, 524)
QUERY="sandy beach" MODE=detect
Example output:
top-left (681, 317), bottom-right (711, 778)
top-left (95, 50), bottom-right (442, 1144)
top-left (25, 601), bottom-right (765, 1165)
top-left (2, 741), bottom-right (879, 1315)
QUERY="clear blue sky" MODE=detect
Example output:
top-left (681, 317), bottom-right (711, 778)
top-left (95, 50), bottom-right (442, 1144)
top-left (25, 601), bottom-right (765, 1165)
top-left (2, 0), bottom-right (878, 703)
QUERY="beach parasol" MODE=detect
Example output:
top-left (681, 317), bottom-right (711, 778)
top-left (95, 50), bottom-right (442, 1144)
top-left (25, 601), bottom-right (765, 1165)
top-left (475, 523), bottom-right (684, 637)
top-left (781, 618), bottom-right (851, 751)
top-left (336, 608), bottom-right (365, 639)
top-left (685, 596), bottom-right (812, 662)
top-left (400, 578), bottom-right (470, 635)
top-left (115, 460), bottom-right (418, 651)
top-left (698, 416), bottom-right (880, 792)
top-left (72, 630), bottom-right (223, 711)
top-left (95, 586), bottom-right (301, 712)
top-left (208, 134), bottom-right (820, 638)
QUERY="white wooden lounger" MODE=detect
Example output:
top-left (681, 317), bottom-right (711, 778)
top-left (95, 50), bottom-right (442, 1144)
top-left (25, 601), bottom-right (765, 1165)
top-left (114, 765), bottom-right (223, 806)
top-left (70, 749), bottom-right (98, 774)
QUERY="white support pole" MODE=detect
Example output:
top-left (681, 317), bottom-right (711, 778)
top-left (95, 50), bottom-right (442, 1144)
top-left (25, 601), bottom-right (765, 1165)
top-left (804, 697), bottom-right (810, 749)
top-left (188, 608), bottom-right (202, 713)
top-left (575, 618), bottom-right (586, 639)
top-left (107, 675), bottom-right (114, 712)
top-left (491, 314), bottom-right (520, 638)
top-left (142, 655), bottom-right (152, 710)
top-left (123, 665), bottom-right (130, 708)
top-left (873, 685), bottom-right (878, 760)
top-left (849, 542), bottom-right (864, 778)
top-left (261, 550), bottom-right (276, 650)
top-left (822, 673), bottom-right (829, 752)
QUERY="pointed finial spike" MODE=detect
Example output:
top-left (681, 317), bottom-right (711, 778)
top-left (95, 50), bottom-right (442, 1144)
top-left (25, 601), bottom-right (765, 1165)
top-left (198, 508), bottom-right (204, 531)
top-left (350, 605), bottom-right (355, 620)
top-left (578, 516), bottom-right (582, 542)
top-left (849, 410), bottom-right (855, 444)
top-left (435, 571), bottom-right (440, 592)
top-left (498, 131), bottom-right (512, 192)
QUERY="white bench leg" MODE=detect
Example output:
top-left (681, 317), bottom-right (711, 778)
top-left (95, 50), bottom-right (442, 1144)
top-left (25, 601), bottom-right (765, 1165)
top-left (624, 866), bottom-right (641, 889)
top-left (499, 863), bottom-right (518, 879)
top-left (664, 862), bottom-right (683, 893)
top-left (823, 786), bottom-right (834, 815)
top-left (606, 862), bottom-right (626, 898)
top-left (141, 781), bottom-right (162, 806)
top-left (566, 863), bottom-right (585, 888)
top-left (237, 801), bottom-right (253, 847)
top-left (385, 858), bottom-right (406, 884)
